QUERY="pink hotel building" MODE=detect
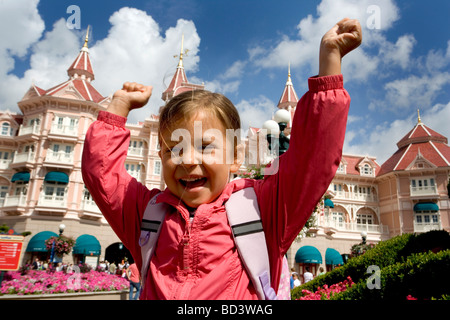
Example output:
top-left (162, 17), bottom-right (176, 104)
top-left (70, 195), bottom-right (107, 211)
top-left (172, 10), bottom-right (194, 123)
top-left (0, 35), bottom-right (449, 276)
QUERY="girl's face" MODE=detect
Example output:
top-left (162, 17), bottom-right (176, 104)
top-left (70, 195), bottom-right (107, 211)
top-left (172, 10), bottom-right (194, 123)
top-left (159, 111), bottom-right (243, 208)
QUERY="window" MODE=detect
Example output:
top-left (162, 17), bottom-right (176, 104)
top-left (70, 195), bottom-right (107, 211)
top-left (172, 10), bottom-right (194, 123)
top-left (357, 213), bottom-right (374, 225)
top-left (1, 123), bottom-right (11, 136)
top-left (410, 178), bottom-right (437, 194)
top-left (44, 182), bottom-right (66, 200)
top-left (0, 185), bottom-right (8, 198)
top-left (0, 151), bottom-right (10, 160)
top-left (361, 164), bottom-right (373, 176)
top-left (154, 161), bottom-right (161, 175)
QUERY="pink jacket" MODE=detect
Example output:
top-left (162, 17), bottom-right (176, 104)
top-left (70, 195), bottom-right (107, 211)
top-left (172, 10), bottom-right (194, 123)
top-left (81, 75), bottom-right (350, 299)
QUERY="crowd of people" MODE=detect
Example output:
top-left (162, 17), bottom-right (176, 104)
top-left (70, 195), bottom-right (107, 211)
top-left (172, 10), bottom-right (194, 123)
top-left (24, 257), bottom-right (131, 277)
top-left (290, 266), bottom-right (327, 289)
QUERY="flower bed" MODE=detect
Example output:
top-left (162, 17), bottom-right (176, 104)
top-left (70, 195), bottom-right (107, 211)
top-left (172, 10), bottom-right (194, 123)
top-left (297, 277), bottom-right (354, 300)
top-left (0, 270), bottom-right (129, 296)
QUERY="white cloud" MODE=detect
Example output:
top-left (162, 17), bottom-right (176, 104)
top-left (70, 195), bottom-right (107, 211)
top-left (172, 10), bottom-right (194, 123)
top-left (89, 8), bottom-right (201, 123)
top-left (0, 0), bottom-right (45, 108)
top-left (235, 96), bottom-right (277, 134)
top-left (249, 0), bottom-right (401, 81)
top-left (344, 101), bottom-right (450, 164)
top-left (0, 5), bottom-right (202, 125)
top-left (384, 73), bottom-right (450, 110)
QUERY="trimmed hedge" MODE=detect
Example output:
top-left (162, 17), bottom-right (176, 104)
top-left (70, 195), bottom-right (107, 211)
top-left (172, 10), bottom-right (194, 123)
top-left (331, 249), bottom-right (450, 300)
top-left (291, 230), bottom-right (450, 300)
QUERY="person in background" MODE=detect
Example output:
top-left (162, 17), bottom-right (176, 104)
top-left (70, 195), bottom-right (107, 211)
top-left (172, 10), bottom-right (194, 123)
top-left (303, 266), bottom-right (314, 283)
top-left (126, 263), bottom-right (141, 300)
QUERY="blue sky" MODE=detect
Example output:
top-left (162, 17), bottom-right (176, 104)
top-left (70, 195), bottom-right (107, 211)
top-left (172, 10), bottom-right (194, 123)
top-left (1, 0), bottom-right (449, 164)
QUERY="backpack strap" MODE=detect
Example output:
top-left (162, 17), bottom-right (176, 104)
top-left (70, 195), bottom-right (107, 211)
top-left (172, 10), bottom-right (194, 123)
top-left (139, 192), bottom-right (168, 291)
top-left (225, 187), bottom-right (278, 300)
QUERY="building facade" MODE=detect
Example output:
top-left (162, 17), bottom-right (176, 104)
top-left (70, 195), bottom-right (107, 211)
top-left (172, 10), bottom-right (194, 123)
top-left (0, 34), bottom-right (449, 279)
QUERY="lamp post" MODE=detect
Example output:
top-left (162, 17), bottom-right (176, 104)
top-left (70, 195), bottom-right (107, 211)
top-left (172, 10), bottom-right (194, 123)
top-left (50, 224), bottom-right (66, 263)
top-left (59, 224), bottom-right (66, 236)
top-left (262, 109), bottom-right (291, 157)
top-left (361, 231), bottom-right (367, 245)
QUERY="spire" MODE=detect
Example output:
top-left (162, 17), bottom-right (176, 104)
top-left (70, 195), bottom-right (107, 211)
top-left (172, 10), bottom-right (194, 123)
top-left (277, 63), bottom-right (298, 110)
top-left (162, 34), bottom-right (203, 102)
top-left (82, 25), bottom-right (90, 50)
top-left (286, 62), bottom-right (293, 86)
top-left (67, 25), bottom-right (95, 81)
top-left (177, 34), bottom-right (185, 68)
top-left (417, 109), bottom-right (422, 124)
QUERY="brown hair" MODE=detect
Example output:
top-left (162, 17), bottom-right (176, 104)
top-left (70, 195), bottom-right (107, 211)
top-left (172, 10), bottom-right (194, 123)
top-left (158, 90), bottom-right (241, 145)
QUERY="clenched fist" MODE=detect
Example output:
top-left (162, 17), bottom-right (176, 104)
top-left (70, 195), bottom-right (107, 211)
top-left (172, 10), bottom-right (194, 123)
top-left (319, 18), bottom-right (362, 76)
top-left (108, 82), bottom-right (153, 118)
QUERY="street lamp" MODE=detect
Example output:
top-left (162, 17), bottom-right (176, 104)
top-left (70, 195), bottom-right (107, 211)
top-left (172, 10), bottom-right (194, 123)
top-left (262, 109), bottom-right (291, 156)
top-left (361, 231), bottom-right (367, 245)
top-left (59, 224), bottom-right (66, 236)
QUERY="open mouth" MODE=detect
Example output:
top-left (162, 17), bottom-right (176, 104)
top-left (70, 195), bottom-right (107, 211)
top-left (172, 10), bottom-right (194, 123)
top-left (179, 177), bottom-right (208, 189)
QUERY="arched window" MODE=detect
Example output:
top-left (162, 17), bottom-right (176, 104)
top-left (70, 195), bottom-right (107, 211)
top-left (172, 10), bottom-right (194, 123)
top-left (1, 122), bottom-right (11, 136)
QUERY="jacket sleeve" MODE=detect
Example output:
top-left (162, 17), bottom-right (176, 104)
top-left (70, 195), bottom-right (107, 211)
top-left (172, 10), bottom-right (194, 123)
top-left (81, 111), bottom-right (159, 269)
top-left (254, 75), bottom-right (351, 285)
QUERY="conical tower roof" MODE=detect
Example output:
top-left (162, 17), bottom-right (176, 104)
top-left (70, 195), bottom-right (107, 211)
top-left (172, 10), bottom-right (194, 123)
top-left (67, 26), bottom-right (95, 81)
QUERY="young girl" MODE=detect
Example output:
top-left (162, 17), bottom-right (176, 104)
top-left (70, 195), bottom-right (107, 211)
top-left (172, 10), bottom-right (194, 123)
top-left (82, 18), bottom-right (362, 300)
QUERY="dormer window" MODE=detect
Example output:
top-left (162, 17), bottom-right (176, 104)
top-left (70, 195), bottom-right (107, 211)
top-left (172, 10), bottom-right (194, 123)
top-left (1, 122), bottom-right (12, 136)
top-left (362, 164), bottom-right (373, 175)
top-left (337, 161), bottom-right (346, 174)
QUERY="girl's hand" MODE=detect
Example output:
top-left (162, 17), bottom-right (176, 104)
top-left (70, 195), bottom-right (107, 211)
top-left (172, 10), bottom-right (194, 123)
top-left (107, 82), bottom-right (153, 117)
top-left (319, 18), bottom-right (362, 77)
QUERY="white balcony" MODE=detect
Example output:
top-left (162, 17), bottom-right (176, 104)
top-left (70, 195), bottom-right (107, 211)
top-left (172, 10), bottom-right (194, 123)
top-left (128, 147), bottom-right (145, 157)
top-left (320, 218), bottom-right (389, 234)
top-left (38, 194), bottom-right (67, 208)
top-left (334, 190), bottom-right (378, 202)
top-left (413, 222), bottom-right (441, 233)
top-left (3, 194), bottom-right (27, 207)
top-left (50, 123), bottom-right (78, 137)
top-left (82, 198), bottom-right (101, 213)
top-left (45, 150), bottom-right (74, 165)
top-left (410, 185), bottom-right (438, 197)
top-left (18, 124), bottom-right (40, 136)
top-left (12, 151), bottom-right (35, 164)
top-left (0, 159), bottom-right (12, 169)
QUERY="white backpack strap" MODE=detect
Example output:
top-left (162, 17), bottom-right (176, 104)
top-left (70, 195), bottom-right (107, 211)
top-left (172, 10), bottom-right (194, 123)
top-left (225, 187), bottom-right (277, 300)
top-left (139, 193), bottom-right (168, 291)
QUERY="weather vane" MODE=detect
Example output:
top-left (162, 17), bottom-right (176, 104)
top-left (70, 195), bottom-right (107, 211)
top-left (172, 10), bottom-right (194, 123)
top-left (173, 34), bottom-right (189, 68)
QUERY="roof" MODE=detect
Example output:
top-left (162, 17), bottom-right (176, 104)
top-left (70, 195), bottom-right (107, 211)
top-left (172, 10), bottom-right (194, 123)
top-left (161, 35), bottom-right (205, 102)
top-left (340, 154), bottom-right (381, 176)
top-left (21, 36), bottom-right (107, 104)
top-left (277, 66), bottom-right (299, 110)
top-left (67, 46), bottom-right (95, 81)
top-left (379, 121), bottom-right (450, 176)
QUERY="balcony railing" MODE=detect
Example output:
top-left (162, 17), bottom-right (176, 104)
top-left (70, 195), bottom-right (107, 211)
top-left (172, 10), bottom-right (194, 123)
top-left (82, 199), bottom-right (101, 213)
top-left (50, 123), bottom-right (78, 137)
top-left (334, 191), bottom-right (378, 202)
top-left (128, 147), bottom-right (145, 157)
top-left (413, 222), bottom-right (441, 233)
top-left (320, 218), bottom-right (389, 234)
top-left (410, 186), bottom-right (438, 196)
top-left (12, 151), bottom-right (35, 164)
top-left (0, 159), bottom-right (12, 169)
top-left (45, 150), bottom-right (74, 164)
top-left (18, 124), bottom-right (40, 136)
top-left (38, 194), bottom-right (66, 208)
top-left (3, 194), bottom-right (27, 207)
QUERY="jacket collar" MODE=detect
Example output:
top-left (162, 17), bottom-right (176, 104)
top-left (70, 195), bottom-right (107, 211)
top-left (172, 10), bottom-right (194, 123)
top-left (155, 178), bottom-right (255, 219)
